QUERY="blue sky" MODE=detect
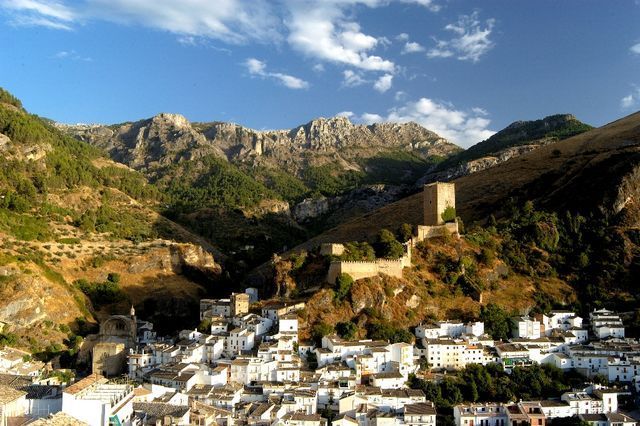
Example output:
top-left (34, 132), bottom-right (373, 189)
top-left (0, 0), bottom-right (639, 147)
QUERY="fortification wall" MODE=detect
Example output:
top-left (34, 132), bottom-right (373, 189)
top-left (415, 221), bottom-right (459, 242)
top-left (326, 256), bottom-right (408, 284)
top-left (320, 243), bottom-right (345, 256)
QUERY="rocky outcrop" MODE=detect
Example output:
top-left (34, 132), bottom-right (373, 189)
top-left (0, 131), bottom-right (51, 162)
top-left (417, 141), bottom-right (555, 185)
top-left (293, 185), bottom-right (407, 222)
top-left (57, 114), bottom-right (226, 178)
top-left (0, 264), bottom-right (86, 328)
top-left (60, 115), bottom-right (460, 178)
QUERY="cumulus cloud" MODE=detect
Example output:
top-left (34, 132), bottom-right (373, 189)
top-left (631, 43), bottom-right (640, 55)
top-left (342, 70), bottom-right (367, 87)
top-left (284, 0), bottom-right (439, 72)
top-left (360, 113), bottom-right (384, 124)
top-left (285, 2), bottom-right (396, 73)
top-left (373, 73), bottom-right (393, 93)
top-left (347, 97), bottom-right (495, 147)
top-left (336, 111), bottom-right (354, 119)
top-left (402, 41), bottom-right (425, 54)
top-left (387, 98), bottom-right (495, 146)
top-left (620, 86), bottom-right (640, 109)
top-left (244, 58), bottom-right (309, 89)
top-left (428, 11), bottom-right (496, 62)
top-left (395, 91), bottom-right (407, 101)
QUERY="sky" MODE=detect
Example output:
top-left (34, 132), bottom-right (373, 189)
top-left (0, 1), bottom-right (639, 148)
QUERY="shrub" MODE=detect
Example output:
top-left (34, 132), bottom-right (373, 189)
top-left (334, 273), bottom-right (354, 302)
top-left (375, 229), bottom-right (405, 259)
top-left (312, 322), bottom-right (334, 344)
top-left (397, 223), bottom-right (414, 243)
top-left (336, 321), bottom-right (358, 340)
top-left (441, 206), bottom-right (456, 223)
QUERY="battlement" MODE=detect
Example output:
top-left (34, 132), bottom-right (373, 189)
top-left (326, 248), bottom-right (411, 284)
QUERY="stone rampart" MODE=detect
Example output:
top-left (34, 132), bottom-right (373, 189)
top-left (415, 221), bottom-right (459, 243)
top-left (326, 252), bottom-right (410, 284)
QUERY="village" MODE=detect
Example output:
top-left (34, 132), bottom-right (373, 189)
top-left (0, 184), bottom-right (639, 425)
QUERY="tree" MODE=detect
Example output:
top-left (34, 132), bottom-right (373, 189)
top-left (398, 223), bottom-right (414, 243)
top-left (312, 322), bottom-right (334, 344)
top-left (336, 321), bottom-right (358, 340)
top-left (441, 206), bottom-right (456, 223)
top-left (334, 273), bottom-right (354, 302)
top-left (375, 229), bottom-right (405, 259)
top-left (342, 242), bottom-right (376, 261)
top-left (480, 303), bottom-right (512, 340)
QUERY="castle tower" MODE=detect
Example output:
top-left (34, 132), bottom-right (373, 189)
top-left (423, 182), bottom-right (456, 226)
top-left (230, 292), bottom-right (250, 317)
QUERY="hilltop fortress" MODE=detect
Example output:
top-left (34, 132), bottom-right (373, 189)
top-left (326, 182), bottom-right (459, 284)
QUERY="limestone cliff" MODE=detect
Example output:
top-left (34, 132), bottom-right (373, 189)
top-left (60, 115), bottom-right (460, 178)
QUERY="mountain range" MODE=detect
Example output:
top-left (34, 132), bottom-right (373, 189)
top-left (2, 84), bottom-right (639, 358)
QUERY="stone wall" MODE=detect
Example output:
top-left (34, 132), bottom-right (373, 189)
top-left (415, 221), bottom-right (459, 242)
top-left (320, 243), bottom-right (345, 256)
top-left (326, 251), bottom-right (411, 284)
top-left (92, 341), bottom-right (126, 377)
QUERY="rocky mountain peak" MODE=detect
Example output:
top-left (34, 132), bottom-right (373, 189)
top-left (150, 112), bottom-right (191, 129)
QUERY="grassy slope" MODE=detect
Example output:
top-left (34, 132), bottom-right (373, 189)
top-left (432, 114), bottom-right (593, 171)
top-left (0, 91), bottom-right (223, 354)
top-left (288, 111), bottom-right (640, 251)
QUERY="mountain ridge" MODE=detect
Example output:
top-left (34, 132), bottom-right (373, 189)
top-left (418, 113), bottom-right (593, 185)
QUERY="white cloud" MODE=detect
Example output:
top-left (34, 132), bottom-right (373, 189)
top-left (244, 58), bottom-right (309, 90)
top-left (285, 0), bottom-right (438, 73)
top-left (387, 98), bottom-right (495, 146)
top-left (373, 73), bottom-right (393, 93)
top-left (336, 111), bottom-right (354, 119)
top-left (53, 49), bottom-right (92, 61)
top-left (286, 2), bottom-right (395, 73)
top-left (631, 43), bottom-right (640, 55)
top-left (312, 63), bottom-right (325, 73)
top-left (342, 70), bottom-right (367, 87)
top-left (621, 95), bottom-right (634, 109)
top-left (402, 41), bottom-right (425, 54)
top-left (1, 0), bottom-right (282, 42)
top-left (428, 11), bottom-right (496, 62)
top-left (348, 97), bottom-right (495, 147)
top-left (620, 86), bottom-right (640, 109)
top-left (395, 90), bottom-right (407, 101)
top-left (1, 0), bottom-right (75, 29)
top-left (246, 58), bottom-right (267, 74)
top-left (396, 33), bottom-right (410, 41)
top-left (361, 113), bottom-right (384, 124)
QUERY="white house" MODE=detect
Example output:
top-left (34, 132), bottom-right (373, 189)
top-left (513, 316), bottom-right (542, 339)
top-left (62, 374), bottom-right (134, 426)
top-left (453, 403), bottom-right (508, 426)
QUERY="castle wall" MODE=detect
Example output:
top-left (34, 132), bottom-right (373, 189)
top-left (415, 222), bottom-right (459, 242)
top-left (326, 254), bottom-right (410, 284)
top-left (423, 182), bottom-right (456, 226)
top-left (320, 243), bottom-right (345, 256)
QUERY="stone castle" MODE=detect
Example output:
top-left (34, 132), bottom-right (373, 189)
top-left (325, 182), bottom-right (458, 284)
